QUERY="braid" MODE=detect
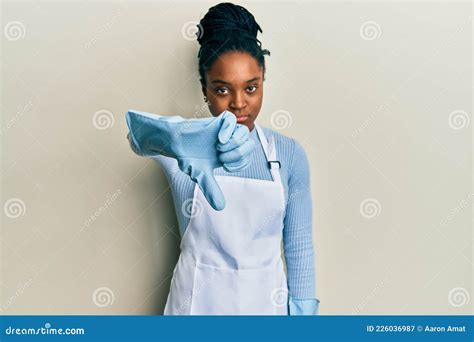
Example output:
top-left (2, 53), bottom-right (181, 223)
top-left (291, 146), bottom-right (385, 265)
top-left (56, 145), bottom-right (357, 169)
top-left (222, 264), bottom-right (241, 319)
top-left (196, 2), bottom-right (270, 86)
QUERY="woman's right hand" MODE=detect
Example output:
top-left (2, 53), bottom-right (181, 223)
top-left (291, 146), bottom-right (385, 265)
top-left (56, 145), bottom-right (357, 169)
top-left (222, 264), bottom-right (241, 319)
top-left (126, 109), bottom-right (255, 211)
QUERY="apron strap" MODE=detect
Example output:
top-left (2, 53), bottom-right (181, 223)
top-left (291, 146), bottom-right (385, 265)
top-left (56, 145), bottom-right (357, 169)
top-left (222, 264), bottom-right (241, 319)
top-left (255, 124), bottom-right (282, 184)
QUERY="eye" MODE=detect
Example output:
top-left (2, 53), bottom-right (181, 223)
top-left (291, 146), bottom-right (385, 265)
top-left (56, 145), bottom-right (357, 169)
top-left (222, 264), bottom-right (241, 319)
top-left (216, 88), bottom-right (229, 95)
top-left (247, 85), bottom-right (258, 93)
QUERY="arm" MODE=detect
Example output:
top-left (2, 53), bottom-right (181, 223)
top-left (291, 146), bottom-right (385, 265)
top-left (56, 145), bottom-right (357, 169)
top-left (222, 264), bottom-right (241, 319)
top-left (283, 139), bottom-right (320, 315)
top-left (125, 110), bottom-right (186, 158)
top-left (127, 129), bottom-right (179, 172)
top-left (124, 109), bottom-right (255, 211)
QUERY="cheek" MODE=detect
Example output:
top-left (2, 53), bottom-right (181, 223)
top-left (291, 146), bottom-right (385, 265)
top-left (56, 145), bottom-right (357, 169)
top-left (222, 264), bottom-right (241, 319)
top-left (208, 98), bottom-right (229, 116)
top-left (250, 93), bottom-right (263, 110)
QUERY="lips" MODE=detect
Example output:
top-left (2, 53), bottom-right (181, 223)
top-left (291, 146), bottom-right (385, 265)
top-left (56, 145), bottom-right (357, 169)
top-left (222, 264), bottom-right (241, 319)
top-left (236, 115), bottom-right (250, 123)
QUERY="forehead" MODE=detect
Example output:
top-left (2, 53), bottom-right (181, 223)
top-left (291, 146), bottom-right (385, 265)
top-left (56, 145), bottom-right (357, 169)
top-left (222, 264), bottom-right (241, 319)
top-left (207, 51), bottom-right (262, 83)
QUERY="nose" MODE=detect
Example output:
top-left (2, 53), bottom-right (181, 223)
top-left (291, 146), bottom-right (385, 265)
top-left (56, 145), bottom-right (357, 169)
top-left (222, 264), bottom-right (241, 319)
top-left (229, 91), bottom-right (246, 111)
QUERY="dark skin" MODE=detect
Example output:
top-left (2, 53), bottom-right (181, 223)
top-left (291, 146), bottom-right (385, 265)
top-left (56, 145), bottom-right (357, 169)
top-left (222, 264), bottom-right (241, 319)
top-left (201, 51), bottom-right (264, 132)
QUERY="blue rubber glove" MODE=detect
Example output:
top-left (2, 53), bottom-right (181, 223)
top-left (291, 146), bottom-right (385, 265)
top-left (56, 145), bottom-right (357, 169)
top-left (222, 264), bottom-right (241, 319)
top-left (125, 109), bottom-right (255, 211)
top-left (288, 296), bottom-right (320, 315)
top-left (216, 123), bottom-right (254, 172)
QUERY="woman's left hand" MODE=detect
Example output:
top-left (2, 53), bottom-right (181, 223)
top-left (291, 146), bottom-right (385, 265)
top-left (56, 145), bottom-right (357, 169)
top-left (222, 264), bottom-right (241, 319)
top-left (216, 124), bottom-right (255, 172)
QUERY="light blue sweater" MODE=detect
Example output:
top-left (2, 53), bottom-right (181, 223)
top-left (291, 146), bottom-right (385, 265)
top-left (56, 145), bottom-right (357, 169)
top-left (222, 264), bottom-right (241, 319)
top-left (127, 124), bottom-right (320, 315)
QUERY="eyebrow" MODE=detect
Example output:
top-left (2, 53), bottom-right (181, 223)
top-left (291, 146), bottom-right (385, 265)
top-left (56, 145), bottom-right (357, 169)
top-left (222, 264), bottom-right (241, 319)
top-left (211, 77), bottom-right (261, 85)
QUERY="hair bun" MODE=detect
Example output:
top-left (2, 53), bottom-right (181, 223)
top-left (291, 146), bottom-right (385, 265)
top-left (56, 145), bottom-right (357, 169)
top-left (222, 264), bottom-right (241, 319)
top-left (197, 2), bottom-right (263, 46)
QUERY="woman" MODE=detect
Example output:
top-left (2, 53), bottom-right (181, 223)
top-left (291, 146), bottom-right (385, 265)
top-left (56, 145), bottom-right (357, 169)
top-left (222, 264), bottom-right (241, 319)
top-left (127, 2), bottom-right (320, 315)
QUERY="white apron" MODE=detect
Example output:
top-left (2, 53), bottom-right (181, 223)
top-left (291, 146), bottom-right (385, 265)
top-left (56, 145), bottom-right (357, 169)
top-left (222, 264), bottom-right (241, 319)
top-left (164, 124), bottom-right (288, 315)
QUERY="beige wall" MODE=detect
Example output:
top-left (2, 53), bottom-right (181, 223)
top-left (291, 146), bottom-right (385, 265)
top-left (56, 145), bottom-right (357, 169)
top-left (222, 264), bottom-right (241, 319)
top-left (1, 1), bottom-right (472, 315)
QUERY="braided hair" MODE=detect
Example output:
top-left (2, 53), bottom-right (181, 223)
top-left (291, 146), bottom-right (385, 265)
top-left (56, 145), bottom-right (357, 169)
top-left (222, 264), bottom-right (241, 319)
top-left (196, 2), bottom-right (270, 86)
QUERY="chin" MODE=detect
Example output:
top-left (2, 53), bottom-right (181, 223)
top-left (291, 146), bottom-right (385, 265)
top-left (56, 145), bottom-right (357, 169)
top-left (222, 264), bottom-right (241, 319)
top-left (242, 122), bottom-right (255, 131)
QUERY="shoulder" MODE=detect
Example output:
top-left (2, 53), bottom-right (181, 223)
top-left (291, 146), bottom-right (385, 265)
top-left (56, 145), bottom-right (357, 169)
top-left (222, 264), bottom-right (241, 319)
top-left (260, 126), bottom-right (309, 170)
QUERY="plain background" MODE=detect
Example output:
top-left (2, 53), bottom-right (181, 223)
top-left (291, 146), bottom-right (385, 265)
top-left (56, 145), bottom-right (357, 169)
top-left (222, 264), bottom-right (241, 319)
top-left (1, 1), bottom-right (472, 315)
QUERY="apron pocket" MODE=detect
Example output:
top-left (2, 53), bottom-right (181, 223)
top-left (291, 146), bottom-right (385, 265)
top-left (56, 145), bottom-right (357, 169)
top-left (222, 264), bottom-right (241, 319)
top-left (190, 262), bottom-right (284, 315)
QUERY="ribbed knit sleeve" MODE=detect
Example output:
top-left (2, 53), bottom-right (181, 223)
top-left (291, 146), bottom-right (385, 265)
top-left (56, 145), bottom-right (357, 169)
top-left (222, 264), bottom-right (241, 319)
top-left (283, 139), bottom-right (320, 315)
